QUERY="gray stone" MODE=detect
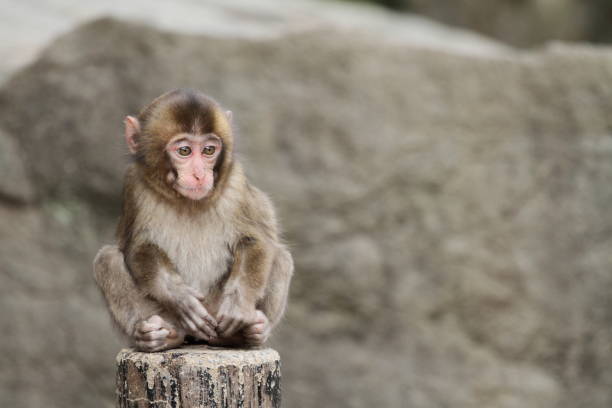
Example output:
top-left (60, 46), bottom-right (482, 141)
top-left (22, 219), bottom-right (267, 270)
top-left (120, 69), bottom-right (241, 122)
top-left (0, 128), bottom-right (35, 203)
top-left (0, 0), bottom-right (505, 85)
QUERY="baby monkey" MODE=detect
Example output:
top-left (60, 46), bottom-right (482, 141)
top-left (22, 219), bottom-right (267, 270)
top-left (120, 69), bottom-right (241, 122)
top-left (93, 89), bottom-right (293, 351)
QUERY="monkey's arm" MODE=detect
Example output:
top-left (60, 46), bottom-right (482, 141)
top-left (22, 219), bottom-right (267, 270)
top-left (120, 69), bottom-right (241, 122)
top-left (258, 245), bottom-right (293, 329)
top-left (93, 245), bottom-right (187, 351)
top-left (126, 242), bottom-right (217, 340)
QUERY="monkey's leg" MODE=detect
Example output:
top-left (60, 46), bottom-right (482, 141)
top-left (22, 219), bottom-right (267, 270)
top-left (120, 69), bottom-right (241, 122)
top-left (260, 245), bottom-right (294, 327)
top-left (210, 246), bottom-right (293, 347)
top-left (93, 245), bottom-right (185, 352)
top-left (247, 245), bottom-right (294, 345)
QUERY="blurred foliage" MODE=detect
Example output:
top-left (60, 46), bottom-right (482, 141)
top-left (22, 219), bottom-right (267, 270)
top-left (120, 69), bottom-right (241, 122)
top-left (338, 0), bottom-right (612, 47)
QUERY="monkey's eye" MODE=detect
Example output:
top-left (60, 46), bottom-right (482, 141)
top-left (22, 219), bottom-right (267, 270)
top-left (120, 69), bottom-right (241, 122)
top-left (202, 146), bottom-right (216, 156)
top-left (177, 146), bottom-right (192, 157)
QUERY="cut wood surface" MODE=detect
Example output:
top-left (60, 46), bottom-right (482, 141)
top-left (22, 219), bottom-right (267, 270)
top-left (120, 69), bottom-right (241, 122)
top-left (116, 346), bottom-right (281, 408)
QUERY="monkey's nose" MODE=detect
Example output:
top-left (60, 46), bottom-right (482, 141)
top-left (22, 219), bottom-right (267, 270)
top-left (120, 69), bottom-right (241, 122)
top-left (193, 169), bottom-right (205, 181)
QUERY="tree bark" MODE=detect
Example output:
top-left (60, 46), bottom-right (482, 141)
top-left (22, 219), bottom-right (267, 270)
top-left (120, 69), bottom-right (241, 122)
top-left (116, 345), bottom-right (281, 407)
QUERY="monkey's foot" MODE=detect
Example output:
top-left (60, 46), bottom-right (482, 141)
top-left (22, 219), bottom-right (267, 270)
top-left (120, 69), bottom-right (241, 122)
top-left (244, 310), bottom-right (271, 346)
top-left (133, 315), bottom-right (185, 352)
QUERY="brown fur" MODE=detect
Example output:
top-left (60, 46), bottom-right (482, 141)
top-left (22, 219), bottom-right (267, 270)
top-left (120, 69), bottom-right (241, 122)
top-left (93, 89), bottom-right (293, 351)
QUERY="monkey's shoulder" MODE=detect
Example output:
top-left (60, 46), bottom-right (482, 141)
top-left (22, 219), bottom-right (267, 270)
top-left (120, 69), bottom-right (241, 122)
top-left (218, 165), bottom-right (279, 238)
top-left (230, 181), bottom-right (278, 240)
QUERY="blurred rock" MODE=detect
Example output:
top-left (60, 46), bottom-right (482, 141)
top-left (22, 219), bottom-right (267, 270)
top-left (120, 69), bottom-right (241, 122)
top-left (395, 0), bottom-right (588, 47)
top-left (2, 13), bottom-right (612, 408)
top-left (0, 0), bottom-right (506, 85)
top-left (361, 0), bottom-right (612, 48)
top-left (0, 128), bottom-right (35, 203)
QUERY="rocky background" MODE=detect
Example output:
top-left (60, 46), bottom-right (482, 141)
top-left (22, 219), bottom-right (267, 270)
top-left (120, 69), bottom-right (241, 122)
top-left (2, 1), bottom-right (612, 407)
top-left (349, 0), bottom-right (612, 48)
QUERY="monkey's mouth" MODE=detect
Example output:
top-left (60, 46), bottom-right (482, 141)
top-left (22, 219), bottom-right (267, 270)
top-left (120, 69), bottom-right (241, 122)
top-left (174, 181), bottom-right (208, 191)
top-left (174, 182), bottom-right (212, 200)
top-left (179, 185), bottom-right (205, 192)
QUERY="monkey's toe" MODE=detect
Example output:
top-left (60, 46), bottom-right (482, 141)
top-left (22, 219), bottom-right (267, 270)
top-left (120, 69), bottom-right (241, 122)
top-left (134, 329), bottom-right (184, 352)
top-left (133, 315), bottom-right (184, 352)
top-left (245, 327), bottom-right (270, 346)
top-left (243, 316), bottom-right (270, 346)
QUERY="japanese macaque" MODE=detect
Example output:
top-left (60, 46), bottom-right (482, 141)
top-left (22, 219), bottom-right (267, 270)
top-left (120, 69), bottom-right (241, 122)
top-left (93, 89), bottom-right (293, 352)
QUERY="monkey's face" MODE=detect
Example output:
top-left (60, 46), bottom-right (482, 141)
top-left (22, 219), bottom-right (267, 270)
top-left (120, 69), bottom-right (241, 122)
top-left (164, 133), bottom-right (223, 200)
top-left (125, 90), bottom-right (234, 203)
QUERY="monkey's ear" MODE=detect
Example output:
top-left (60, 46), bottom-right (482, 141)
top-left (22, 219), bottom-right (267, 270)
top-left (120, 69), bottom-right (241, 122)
top-left (225, 111), bottom-right (233, 122)
top-left (124, 116), bottom-right (140, 154)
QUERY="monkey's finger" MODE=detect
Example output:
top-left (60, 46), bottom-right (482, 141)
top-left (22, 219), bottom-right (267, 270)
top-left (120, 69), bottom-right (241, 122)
top-left (190, 301), bottom-right (218, 327)
top-left (198, 312), bottom-right (218, 333)
top-left (188, 312), bottom-right (205, 328)
top-left (217, 315), bottom-right (232, 334)
top-left (186, 326), bottom-right (209, 341)
top-left (188, 312), bottom-right (216, 339)
top-left (183, 319), bottom-right (201, 338)
top-left (186, 286), bottom-right (206, 300)
top-left (223, 319), bottom-right (244, 337)
top-left (203, 313), bottom-right (218, 328)
top-left (197, 320), bottom-right (218, 339)
top-left (179, 312), bottom-right (199, 334)
top-left (180, 313), bottom-right (212, 340)
top-left (191, 309), bottom-right (218, 335)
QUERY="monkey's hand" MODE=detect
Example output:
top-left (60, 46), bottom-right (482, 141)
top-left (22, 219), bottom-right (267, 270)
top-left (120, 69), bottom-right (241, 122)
top-left (174, 286), bottom-right (218, 341)
top-left (208, 310), bottom-right (270, 347)
top-left (132, 315), bottom-right (184, 352)
top-left (216, 293), bottom-right (258, 338)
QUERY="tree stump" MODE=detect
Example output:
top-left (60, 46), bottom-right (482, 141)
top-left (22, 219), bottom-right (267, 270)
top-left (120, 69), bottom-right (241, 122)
top-left (116, 345), bottom-right (281, 407)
